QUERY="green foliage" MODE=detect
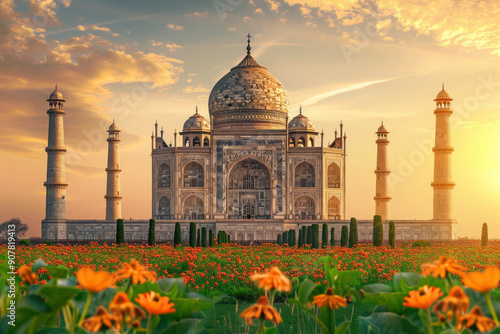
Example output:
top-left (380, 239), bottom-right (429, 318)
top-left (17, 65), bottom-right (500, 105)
top-left (174, 222), bottom-right (182, 248)
top-left (389, 221), bottom-right (395, 248)
top-left (348, 217), bottom-right (358, 248)
top-left (277, 234), bottom-right (282, 246)
top-left (189, 222), bottom-right (196, 247)
top-left (283, 231), bottom-right (288, 246)
top-left (307, 225), bottom-right (312, 245)
top-left (411, 240), bottom-right (431, 248)
top-left (44, 240), bottom-right (52, 246)
top-left (312, 224), bottom-right (320, 249)
top-left (341, 225), bottom-right (348, 247)
top-left (209, 229), bottom-right (214, 247)
top-left (373, 215), bottom-right (383, 246)
top-left (196, 228), bottom-right (200, 247)
top-left (330, 227), bottom-right (335, 246)
top-left (298, 229), bottom-right (303, 248)
top-left (116, 218), bottom-right (124, 244)
top-left (322, 224), bottom-right (328, 248)
top-left (0, 217), bottom-right (29, 240)
top-left (19, 239), bottom-right (30, 246)
top-left (289, 229), bottom-right (296, 247)
top-left (302, 226), bottom-right (308, 246)
top-left (482, 222), bottom-right (488, 246)
top-left (148, 219), bottom-right (155, 246)
top-left (201, 227), bottom-right (207, 247)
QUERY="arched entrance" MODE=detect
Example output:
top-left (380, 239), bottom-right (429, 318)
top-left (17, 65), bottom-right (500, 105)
top-left (228, 158), bottom-right (271, 219)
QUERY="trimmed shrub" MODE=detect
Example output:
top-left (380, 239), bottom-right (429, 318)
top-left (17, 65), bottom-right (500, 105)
top-left (330, 227), bottom-right (335, 246)
top-left (348, 217), bottom-right (358, 248)
top-left (482, 222), bottom-right (488, 246)
top-left (283, 231), bottom-right (288, 246)
top-left (20, 239), bottom-right (30, 246)
top-left (341, 225), bottom-right (348, 247)
top-left (290, 229), bottom-right (296, 247)
top-left (116, 219), bottom-right (124, 244)
top-left (322, 224), bottom-right (328, 248)
top-left (373, 215), bottom-right (383, 246)
top-left (302, 226), bottom-right (307, 245)
top-left (277, 234), bottom-right (282, 246)
top-left (412, 240), bottom-right (431, 248)
top-left (174, 222), bottom-right (181, 248)
top-left (148, 219), bottom-right (155, 246)
top-left (312, 224), bottom-right (320, 249)
top-left (201, 227), bottom-right (207, 247)
top-left (189, 223), bottom-right (196, 247)
top-left (197, 228), bottom-right (200, 247)
top-left (298, 229), bottom-right (303, 248)
top-left (389, 221), bottom-right (395, 248)
top-left (306, 225), bottom-right (312, 246)
top-left (228, 234), bottom-right (231, 243)
top-left (45, 240), bottom-right (52, 246)
top-left (209, 229), bottom-right (214, 247)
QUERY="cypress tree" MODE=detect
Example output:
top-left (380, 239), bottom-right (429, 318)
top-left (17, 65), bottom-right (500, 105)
top-left (322, 224), bottom-right (328, 248)
top-left (217, 231), bottom-right (221, 244)
top-left (209, 229), bottom-right (214, 247)
top-left (201, 227), bottom-right (207, 247)
top-left (389, 221), bottom-right (395, 248)
top-left (148, 219), bottom-right (155, 246)
top-left (116, 219), bottom-right (124, 244)
top-left (341, 225), bottom-right (348, 247)
top-left (481, 222), bottom-right (488, 246)
top-left (302, 226), bottom-right (307, 245)
top-left (330, 227), bottom-right (335, 246)
top-left (228, 234), bottom-right (231, 243)
top-left (348, 217), bottom-right (358, 248)
top-left (290, 229), bottom-right (296, 247)
top-left (277, 234), bottom-right (282, 246)
top-left (189, 223), bottom-right (196, 247)
top-left (373, 215), bottom-right (383, 246)
top-left (283, 231), bottom-right (288, 246)
top-left (298, 229), bottom-right (303, 248)
top-left (174, 222), bottom-right (181, 248)
top-left (197, 228), bottom-right (201, 247)
top-left (306, 225), bottom-right (312, 246)
top-left (312, 224), bottom-right (320, 249)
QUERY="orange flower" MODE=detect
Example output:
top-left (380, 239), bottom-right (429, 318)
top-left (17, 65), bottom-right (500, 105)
top-left (250, 267), bottom-right (291, 292)
top-left (421, 255), bottom-right (467, 278)
top-left (109, 292), bottom-right (146, 323)
top-left (114, 259), bottom-right (156, 285)
top-left (313, 287), bottom-right (347, 310)
top-left (76, 267), bottom-right (114, 293)
top-left (433, 286), bottom-right (470, 321)
top-left (240, 296), bottom-right (282, 326)
top-left (135, 291), bottom-right (176, 315)
top-left (18, 265), bottom-right (38, 285)
top-left (462, 267), bottom-right (500, 293)
top-left (457, 306), bottom-right (497, 332)
top-left (81, 306), bottom-right (119, 332)
top-left (403, 285), bottom-right (443, 309)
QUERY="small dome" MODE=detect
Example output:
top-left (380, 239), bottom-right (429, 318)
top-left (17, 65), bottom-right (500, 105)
top-left (289, 108), bottom-right (316, 132)
top-left (183, 108), bottom-right (210, 131)
top-left (108, 121), bottom-right (120, 132)
top-left (434, 85), bottom-right (452, 101)
top-left (48, 85), bottom-right (65, 101)
top-left (377, 123), bottom-right (388, 133)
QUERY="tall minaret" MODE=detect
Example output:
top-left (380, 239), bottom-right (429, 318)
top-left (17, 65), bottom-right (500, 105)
top-left (432, 85), bottom-right (455, 221)
top-left (44, 85), bottom-right (68, 222)
top-left (105, 121), bottom-right (122, 220)
top-left (374, 122), bottom-right (391, 220)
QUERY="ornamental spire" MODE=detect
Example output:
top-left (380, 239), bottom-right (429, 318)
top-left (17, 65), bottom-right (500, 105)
top-left (246, 33), bottom-right (251, 55)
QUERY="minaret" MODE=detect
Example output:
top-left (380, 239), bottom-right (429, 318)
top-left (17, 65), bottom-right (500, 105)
top-left (432, 85), bottom-right (455, 221)
top-left (44, 85), bottom-right (68, 222)
top-left (374, 122), bottom-right (391, 220)
top-left (105, 121), bottom-right (122, 220)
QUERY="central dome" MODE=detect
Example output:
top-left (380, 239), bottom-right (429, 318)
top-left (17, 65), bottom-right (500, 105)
top-left (208, 37), bottom-right (289, 131)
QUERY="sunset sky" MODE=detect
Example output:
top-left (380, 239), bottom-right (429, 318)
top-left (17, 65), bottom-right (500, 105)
top-left (2, 0), bottom-right (499, 238)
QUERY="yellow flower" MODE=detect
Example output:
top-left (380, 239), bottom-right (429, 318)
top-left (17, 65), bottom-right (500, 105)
top-left (240, 296), bottom-right (282, 326)
top-left (250, 267), bottom-right (291, 292)
top-left (81, 306), bottom-right (119, 332)
top-left (403, 285), bottom-right (443, 309)
top-left (313, 287), bottom-right (347, 310)
top-left (76, 267), bottom-right (114, 293)
top-left (109, 292), bottom-right (146, 323)
top-left (462, 267), bottom-right (500, 293)
top-left (114, 259), bottom-right (156, 285)
top-left (421, 255), bottom-right (467, 279)
top-left (135, 291), bottom-right (176, 315)
top-left (457, 306), bottom-right (497, 332)
top-left (18, 265), bottom-right (38, 285)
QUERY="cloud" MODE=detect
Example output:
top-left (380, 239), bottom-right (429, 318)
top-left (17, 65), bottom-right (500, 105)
top-left (92, 25), bottom-right (110, 32)
top-left (166, 23), bottom-right (184, 31)
top-left (165, 42), bottom-right (182, 52)
top-left (243, 16), bottom-right (252, 22)
top-left (254, 8), bottom-right (264, 14)
top-left (182, 85), bottom-right (209, 93)
top-left (228, 27), bottom-right (237, 31)
top-left (265, 0), bottom-right (280, 13)
top-left (184, 12), bottom-right (208, 18)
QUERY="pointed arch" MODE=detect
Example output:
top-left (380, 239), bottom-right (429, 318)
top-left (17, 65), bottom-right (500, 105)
top-left (295, 195), bottom-right (315, 220)
top-left (328, 196), bottom-right (340, 219)
top-left (183, 161), bottom-right (204, 187)
top-left (295, 162), bottom-right (315, 187)
top-left (203, 137), bottom-right (209, 147)
top-left (288, 137), bottom-right (295, 147)
top-left (183, 195), bottom-right (204, 220)
top-left (193, 137), bottom-right (201, 147)
top-left (157, 163), bottom-right (171, 188)
top-left (158, 196), bottom-right (171, 219)
top-left (327, 163), bottom-right (341, 188)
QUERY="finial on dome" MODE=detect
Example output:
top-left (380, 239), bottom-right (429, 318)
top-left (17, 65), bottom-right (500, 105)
top-left (381, 121), bottom-right (383, 125)
top-left (299, 105), bottom-right (302, 114)
top-left (246, 33), bottom-right (251, 55)
top-left (442, 83), bottom-right (444, 90)
top-left (112, 118), bottom-right (115, 124)
top-left (195, 105), bottom-right (198, 114)
top-left (55, 84), bottom-right (58, 91)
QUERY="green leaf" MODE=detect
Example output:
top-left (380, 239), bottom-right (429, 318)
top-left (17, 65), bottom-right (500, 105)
top-left (131, 281), bottom-right (161, 299)
top-left (393, 273), bottom-right (421, 293)
top-left (334, 321), bottom-right (350, 334)
top-left (32, 259), bottom-right (47, 273)
top-left (362, 292), bottom-right (408, 314)
top-left (170, 297), bottom-right (212, 320)
top-left (156, 318), bottom-right (197, 334)
top-left (38, 285), bottom-right (80, 309)
top-left (17, 294), bottom-right (51, 314)
top-left (36, 329), bottom-right (70, 333)
top-left (264, 328), bottom-right (278, 334)
top-left (46, 265), bottom-right (69, 279)
top-left (297, 279), bottom-right (323, 306)
top-left (359, 312), bottom-right (425, 334)
top-left (157, 278), bottom-right (184, 298)
top-left (364, 284), bottom-right (393, 294)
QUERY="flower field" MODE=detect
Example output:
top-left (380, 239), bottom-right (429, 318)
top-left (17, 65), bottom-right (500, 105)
top-left (6, 243), bottom-right (500, 333)
top-left (13, 243), bottom-right (500, 299)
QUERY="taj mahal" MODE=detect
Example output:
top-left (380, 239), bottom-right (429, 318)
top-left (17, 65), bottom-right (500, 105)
top-left (41, 36), bottom-right (457, 242)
